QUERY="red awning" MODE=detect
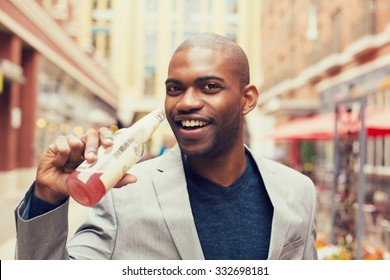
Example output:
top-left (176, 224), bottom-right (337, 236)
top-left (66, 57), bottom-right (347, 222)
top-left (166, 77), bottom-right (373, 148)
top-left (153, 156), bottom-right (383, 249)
top-left (263, 113), bottom-right (334, 141)
top-left (366, 109), bottom-right (390, 136)
top-left (263, 108), bottom-right (390, 141)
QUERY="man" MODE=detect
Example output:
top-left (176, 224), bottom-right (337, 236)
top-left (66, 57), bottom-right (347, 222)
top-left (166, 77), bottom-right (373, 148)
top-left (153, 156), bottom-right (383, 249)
top-left (15, 33), bottom-right (318, 260)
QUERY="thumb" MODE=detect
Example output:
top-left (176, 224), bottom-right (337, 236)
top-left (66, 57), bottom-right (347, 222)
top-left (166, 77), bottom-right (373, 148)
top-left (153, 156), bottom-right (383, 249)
top-left (114, 173), bottom-right (137, 188)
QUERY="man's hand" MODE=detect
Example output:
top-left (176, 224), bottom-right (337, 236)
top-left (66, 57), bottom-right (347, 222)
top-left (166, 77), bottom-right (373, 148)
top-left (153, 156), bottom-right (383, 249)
top-left (34, 127), bottom-right (136, 204)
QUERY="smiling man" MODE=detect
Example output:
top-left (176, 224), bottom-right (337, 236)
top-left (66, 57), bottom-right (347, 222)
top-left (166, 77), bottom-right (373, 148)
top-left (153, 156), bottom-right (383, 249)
top-left (15, 33), bottom-right (318, 260)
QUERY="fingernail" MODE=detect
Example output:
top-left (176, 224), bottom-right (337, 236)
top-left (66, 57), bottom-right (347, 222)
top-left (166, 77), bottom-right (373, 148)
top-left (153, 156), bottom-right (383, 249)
top-left (87, 152), bottom-right (96, 159)
top-left (63, 167), bottom-right (74, 173)
top-left (63, 163), bottom-right (76, 173)
top-left (104, 133), bottom-right (113, 139)
top-left (104, 134), bottom-right (113, 143)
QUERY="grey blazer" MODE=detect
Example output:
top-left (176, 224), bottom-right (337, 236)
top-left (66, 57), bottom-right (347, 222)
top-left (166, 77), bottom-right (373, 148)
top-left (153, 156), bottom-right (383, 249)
top-left (15, 145), bottom-right (318, 260)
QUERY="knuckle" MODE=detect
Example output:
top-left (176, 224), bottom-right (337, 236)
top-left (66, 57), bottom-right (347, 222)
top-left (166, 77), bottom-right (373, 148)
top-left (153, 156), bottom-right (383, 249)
top-left (99, 127), bottom-right (111, 135)
top-left (56, 145), bottom-right (71, 155)
top-left (67, 135), bottom-right (83, 148)
top-left (87, 128), bottom-right (98, 136)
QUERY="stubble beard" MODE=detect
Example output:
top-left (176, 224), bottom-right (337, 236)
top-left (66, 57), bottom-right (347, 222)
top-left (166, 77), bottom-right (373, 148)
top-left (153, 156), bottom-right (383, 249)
top-left (177, 114), bottom-right (242, 159)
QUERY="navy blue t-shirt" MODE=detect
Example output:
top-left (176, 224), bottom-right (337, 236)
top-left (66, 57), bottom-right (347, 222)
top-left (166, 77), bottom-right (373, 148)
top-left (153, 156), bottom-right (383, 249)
top-left (184, 152), bottom-right (274, 260)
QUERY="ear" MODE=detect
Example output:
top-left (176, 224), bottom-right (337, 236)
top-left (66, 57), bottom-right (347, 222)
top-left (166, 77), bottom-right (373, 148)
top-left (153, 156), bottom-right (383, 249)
top-left (241, 84), bottom-right (259, 116)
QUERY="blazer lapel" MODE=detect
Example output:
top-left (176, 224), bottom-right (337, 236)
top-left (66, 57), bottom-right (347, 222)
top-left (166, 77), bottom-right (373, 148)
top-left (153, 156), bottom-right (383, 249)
top-left (152, 146), bottom-right (204, 260)
top-left (251, 152), bottom-right (289, 259)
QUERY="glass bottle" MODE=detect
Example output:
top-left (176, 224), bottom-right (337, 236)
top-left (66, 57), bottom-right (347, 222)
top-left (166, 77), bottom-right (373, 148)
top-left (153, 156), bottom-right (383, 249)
top-left (66, 108), bottom-right (165, 206)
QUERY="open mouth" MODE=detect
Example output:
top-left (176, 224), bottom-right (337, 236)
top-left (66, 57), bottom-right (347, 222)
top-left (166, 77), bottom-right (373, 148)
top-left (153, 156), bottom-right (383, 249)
top-left (180, 120), bottom-right (210, 130)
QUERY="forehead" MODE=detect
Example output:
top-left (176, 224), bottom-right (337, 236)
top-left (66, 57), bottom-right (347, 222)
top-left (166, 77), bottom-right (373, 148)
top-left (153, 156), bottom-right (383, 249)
top-left (168, 47), bottom-right (231, 79)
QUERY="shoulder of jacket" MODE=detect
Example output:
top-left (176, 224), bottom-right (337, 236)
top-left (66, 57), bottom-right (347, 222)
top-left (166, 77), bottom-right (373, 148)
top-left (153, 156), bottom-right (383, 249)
top-left (250, 150), bottom-right (315, 191)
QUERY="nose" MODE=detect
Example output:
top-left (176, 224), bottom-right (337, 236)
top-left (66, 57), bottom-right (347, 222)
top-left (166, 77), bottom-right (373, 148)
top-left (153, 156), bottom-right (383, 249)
top-left (176, 87), bottom-right (203, 112)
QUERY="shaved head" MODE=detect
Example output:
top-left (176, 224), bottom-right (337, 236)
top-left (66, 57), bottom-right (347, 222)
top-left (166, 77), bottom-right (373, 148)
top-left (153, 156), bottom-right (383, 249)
top-left (172, 33), bottom-right (250, 88)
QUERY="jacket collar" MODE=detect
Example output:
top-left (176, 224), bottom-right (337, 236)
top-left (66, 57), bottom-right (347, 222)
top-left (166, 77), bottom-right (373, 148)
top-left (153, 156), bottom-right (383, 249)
top-left (152, 145), bottom-right (204, 259)
top-left (250, 152), bottom-right (289, 259)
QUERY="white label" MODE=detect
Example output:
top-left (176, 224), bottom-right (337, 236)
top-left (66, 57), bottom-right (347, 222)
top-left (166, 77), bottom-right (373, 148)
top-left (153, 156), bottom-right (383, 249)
top-left (99, 147), bottom-right (137, 191)
top-left (76, 129), bottom-right (132, 181)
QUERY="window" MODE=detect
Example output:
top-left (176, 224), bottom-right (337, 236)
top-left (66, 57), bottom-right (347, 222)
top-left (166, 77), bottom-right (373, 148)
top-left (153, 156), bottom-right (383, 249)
top-left (331, 10), bottom-right (342, 53)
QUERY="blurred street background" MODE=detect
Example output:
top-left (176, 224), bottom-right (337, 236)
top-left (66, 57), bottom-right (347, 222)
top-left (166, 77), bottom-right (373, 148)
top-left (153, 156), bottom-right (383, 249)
top-left (1, 0), bottom-right (390, 260)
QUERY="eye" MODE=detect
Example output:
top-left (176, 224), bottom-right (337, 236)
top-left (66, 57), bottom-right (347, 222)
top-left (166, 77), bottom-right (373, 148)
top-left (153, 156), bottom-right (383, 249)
top-left (166, 84), bottom-right (184, 95)
top-left (203, 82), bottom-right (222, 93)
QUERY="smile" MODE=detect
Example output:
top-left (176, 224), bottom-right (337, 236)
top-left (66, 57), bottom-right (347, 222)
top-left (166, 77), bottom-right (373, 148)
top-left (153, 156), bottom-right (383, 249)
top-left (181, 120), bottom-right (210, 129)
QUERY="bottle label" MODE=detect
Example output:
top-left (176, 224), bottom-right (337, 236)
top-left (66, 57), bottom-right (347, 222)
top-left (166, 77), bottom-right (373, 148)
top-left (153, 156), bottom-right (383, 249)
top-left (99, 146), bottom-right (137, 191)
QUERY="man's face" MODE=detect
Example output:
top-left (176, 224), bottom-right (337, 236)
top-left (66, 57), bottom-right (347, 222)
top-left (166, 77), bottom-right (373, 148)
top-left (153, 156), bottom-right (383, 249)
top-left (164, 47), bottom-right (243, 158)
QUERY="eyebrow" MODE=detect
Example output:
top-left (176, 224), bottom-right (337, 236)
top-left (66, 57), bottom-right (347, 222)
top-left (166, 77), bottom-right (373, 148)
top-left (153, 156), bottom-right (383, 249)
top-left (165, 78), bottom-right (183, 85)
top-left (165, 76), bottom-right (225, 85)
top-left (196, 75), bottom-right (225, 83)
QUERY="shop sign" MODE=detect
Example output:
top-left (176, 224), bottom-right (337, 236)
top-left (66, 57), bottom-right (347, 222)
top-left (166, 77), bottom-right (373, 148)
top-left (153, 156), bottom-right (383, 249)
top-left (0, 59), bottom-right (25, 84)
top-left (11, 107), bottom-right (22, 129)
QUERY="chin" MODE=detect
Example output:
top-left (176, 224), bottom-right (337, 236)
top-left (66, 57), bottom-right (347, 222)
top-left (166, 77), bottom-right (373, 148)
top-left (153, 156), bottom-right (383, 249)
top-left (178, 143), bottom-right (219, 158)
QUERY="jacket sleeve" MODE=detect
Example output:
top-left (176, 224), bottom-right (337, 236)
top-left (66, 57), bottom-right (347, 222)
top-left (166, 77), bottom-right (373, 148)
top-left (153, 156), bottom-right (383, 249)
top-left (14, 188), bottom-right (71, 260)
top-left (66, 191), bottom-right (118, 260)
top-left (14, 186), bottom-right (118, 260)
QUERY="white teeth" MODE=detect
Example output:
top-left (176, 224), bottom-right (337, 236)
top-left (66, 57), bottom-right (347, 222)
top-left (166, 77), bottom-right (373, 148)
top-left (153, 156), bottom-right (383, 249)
top-left (181, 120), bottom-right (208, 128)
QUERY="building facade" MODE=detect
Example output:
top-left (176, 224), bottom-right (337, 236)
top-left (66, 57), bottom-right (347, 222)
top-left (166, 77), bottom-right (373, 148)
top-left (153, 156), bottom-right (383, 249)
top-left (260, 0), bottom-right (390, 166)
top-left (0, 0), bottom-right (118, 192)
top-left (259, 0), bottom-right (390, 254)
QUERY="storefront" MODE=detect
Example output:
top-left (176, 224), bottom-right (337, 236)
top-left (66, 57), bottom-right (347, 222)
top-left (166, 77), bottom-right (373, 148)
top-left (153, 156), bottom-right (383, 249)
top-left (0, 0), bottom-right (118, 179)
top-left (262, 73), bottom-right (390, 259)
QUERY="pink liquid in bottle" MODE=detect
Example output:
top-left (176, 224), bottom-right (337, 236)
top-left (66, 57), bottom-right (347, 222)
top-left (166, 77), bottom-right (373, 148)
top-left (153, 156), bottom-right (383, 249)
top-left (66, 171), bottom-right (106, 207)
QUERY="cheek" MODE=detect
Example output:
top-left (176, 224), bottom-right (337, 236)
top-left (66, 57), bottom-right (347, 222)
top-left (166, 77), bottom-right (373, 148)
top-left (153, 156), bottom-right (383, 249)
top-left (164, 97), bottom-right (175, 114)
top-left (214, 95), bottom-right (241, 116)
top-left (164, 97), bottom-right (179, 129)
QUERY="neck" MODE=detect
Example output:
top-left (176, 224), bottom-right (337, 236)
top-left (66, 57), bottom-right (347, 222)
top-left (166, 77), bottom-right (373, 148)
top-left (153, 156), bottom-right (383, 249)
top-left (186, 145), bottom-right (247, 187)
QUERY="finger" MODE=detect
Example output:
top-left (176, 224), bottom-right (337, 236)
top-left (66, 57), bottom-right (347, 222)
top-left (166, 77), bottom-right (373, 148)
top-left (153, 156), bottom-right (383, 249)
top-left (114, 174), bottom-right (137, 188)
top-left (82, 129), bottom-right (100, 162)
top-left (62, 135), bottom-right (85, 172)
top-left (98, 127), bottom-right (114, 147)
top-left (49, 136), bottom-right (72, 168)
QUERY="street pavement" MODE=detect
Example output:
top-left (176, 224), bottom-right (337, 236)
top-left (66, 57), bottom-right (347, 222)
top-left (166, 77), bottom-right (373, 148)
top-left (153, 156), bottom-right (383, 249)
top-left (0, 168), bottom-right (89, 260)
